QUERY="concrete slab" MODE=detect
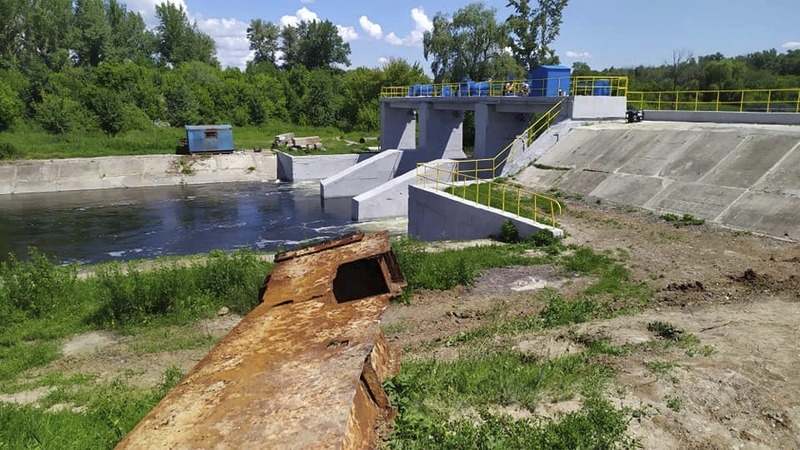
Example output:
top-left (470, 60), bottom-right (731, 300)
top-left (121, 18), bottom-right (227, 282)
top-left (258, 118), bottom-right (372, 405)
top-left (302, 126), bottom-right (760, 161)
top-left (585, 131), bottom-right (663, 173)
top-left (720, 192), bottom-right (800, 239)
top-left (700, 134), bottom-right (799, 189)
top-left (659, 130), bottom-right (749, 182)
top-left (556, 170), bottom-right (610, 194)
top-left (617, 131), bottom-right (702, 176)
top-left (0, 165), bottom-right (15, 194)
top-left (99, 157), bottom-right (145, 177)
top-left (535, 129), bottom-right (623, 169)
top-left (648, 182), bottom-right (745, 220)
top-left (752, 142), bottom-right (800, 196)
top-left (589, 173), bottom-right (670, 207)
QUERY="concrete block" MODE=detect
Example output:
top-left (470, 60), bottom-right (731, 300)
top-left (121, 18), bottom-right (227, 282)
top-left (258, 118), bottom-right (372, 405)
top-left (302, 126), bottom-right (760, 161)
top-left (589, 173), bottom-right (670, 207)
top-left (321, 150), bottom-right (403, 199)
top-left (648, 182), bottom-right (745, 220)
top-left (720, 192), bottom-right (800, 239)
top-left (570, 96), bottom-right (626, 119)
top-left (408, 185), bottom-right (562, 241)
top-left (645, 110), bottom-right (800, 126)
top-left (753, 141), bottom-right (800, 196)
top-left (660, 131), bottom-right (749, 182)
top-left (276, 152), bottom-right (375, 182)
top-left (352, 160), bottom-right (457, 221)
top-left (700, 134), bottom-right (798, 189)
top-left (0, 165), bottom-right (15, 194)
top-left (99, 156), bottom-right (145, 177)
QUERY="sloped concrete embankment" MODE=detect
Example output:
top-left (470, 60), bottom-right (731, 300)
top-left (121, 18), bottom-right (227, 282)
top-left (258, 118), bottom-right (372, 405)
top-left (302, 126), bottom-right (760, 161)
top-left (516, 121), bottom-right (800, 239)
top-left (0, 153), bottom-right (277, 194)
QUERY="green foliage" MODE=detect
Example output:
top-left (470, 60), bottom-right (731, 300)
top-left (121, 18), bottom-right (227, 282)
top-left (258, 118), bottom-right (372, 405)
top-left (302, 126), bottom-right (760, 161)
top-left (93, 249), bottom-right (270, 327)
top-left (506, 0), bottom-right (569, 70)
top-left (280, 19), bottom-right (351, 70)
top-left (34, 94), bottom-right (84, 134)
top-left (247, 19), bottom-right (280, 65)
top-left (155, 2), bottom-right (217, 67)
top-left (661, 213), bottom-right (705, 227)
top-left (646, 321), bottom-right (683, 341)
top-left (423, 3), bottom-right (515, 82)
top-left (0, 78), bottom-right (22, 130)
top-left (0, 141), bottom-right (23, 160)
top-left (0, 249), bottom-right (78, 321)
top-left (665, 395), bottom-right (683, 412)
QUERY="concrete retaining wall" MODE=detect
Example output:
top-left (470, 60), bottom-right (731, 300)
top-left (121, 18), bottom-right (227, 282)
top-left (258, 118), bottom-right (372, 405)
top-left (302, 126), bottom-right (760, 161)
top-left (569, 96), bottom-right (627, 119)
top-left (0, 153), bottom-right (277, 195)
top-left (276, 151), bottom-right (376, 181)
top-left (408, 185), bottom-right (563, 241)
top-left (352, 159), bottom-right (457, 221)
top-left (643, 110), bottom-right (800, 125)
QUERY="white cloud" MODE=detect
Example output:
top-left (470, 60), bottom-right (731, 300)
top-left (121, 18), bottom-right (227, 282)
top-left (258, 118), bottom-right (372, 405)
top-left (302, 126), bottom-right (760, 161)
top-left (565, 50), bottom-right (591, 59)
top-left (385, 32), bottom-right (403, 46)
top-left (123, 0), bottom-right (187, 27)
top-left (280, 7), bottom-right (319, 28)
top-left (782, 41), bottom-right (800, 49)
top-left (337, 25), bottom-right (359, 42)
top-left (300, 0), bottom-right (315, 3)
top-left (194, 16), bottom-right (252, 69)
top-left (359, 16), bottom-right (383, 40)
top-left (385, 7), bottom-right (432, 47)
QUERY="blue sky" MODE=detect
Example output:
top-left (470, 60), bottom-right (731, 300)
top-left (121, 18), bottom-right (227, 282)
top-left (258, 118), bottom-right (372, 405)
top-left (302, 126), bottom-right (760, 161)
top-left (122, 0), bottom-right (800, 72)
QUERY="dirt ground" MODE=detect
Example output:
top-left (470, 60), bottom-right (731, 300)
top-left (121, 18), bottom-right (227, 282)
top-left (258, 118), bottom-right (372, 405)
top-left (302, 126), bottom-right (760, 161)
top-left (7, 200), bottom-right (800, 448)
top-left (383, 201), bottom-right (800, 449)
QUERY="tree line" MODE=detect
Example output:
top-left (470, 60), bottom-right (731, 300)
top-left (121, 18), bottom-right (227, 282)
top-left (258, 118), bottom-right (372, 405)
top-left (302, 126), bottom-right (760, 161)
top-left (1, 0), bottom-right (796, 141)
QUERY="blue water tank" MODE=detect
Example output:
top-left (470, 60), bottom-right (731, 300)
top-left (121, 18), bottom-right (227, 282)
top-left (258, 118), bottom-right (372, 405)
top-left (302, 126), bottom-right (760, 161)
top-left (593, 79), bottom-right (611, 96)
top-left (185, 125), bottom-right (234, 153)
top-left (527, 65), bottom-right (571, 97)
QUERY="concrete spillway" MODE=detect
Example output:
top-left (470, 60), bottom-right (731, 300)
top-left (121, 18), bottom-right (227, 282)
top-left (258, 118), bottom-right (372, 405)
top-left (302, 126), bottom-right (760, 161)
top-left (516, 121), bottom-right (800, 239)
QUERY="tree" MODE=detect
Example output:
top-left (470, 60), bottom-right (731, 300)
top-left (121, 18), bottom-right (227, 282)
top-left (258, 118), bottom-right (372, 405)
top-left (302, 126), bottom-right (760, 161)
top-left (423, 3), bottom-right (508, 82)
top-left (571, 61), bottom-right (592, 76)
top-left (0, 79), bottom-right (22, 130)
top-left (71, 0), bottom-right (110, 67)
top-left (155, 2), bottom-right (217, 67)
top-left (247, 19), bottom-right (280, 65)
top-left (506, 0), bottom-right (569, 71)
top-left (280, 20), bottom-right (350, 70)
top-left (105, 0), bottom-right (156, 65)
top-left (668, 48), bottom-right (697, 90)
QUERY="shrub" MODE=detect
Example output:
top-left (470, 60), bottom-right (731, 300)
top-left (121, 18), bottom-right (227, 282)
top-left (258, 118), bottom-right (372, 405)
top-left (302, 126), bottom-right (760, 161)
top-left (0, 249), bottom-right (78, 320)
top-left (0, 142), bottom-right (23, 160)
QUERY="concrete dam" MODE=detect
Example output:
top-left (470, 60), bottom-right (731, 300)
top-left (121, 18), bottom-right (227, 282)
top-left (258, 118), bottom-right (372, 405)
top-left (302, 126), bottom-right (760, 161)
top-left (516, 120), bottom-right (800, 240)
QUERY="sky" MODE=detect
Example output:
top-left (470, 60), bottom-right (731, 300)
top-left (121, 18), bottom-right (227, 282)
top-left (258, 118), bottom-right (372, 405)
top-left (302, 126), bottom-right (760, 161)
top-left (121, 0), bottom-right (800, 72)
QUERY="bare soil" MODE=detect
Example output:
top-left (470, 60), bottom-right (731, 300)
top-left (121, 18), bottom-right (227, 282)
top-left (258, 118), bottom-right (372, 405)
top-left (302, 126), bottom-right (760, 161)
top-left (6, 200), bottom-right (800, 448)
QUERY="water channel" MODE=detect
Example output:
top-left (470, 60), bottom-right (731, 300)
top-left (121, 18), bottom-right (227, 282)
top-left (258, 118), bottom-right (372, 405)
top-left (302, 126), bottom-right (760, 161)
top-left (0, 182), bottom-right (406, 265)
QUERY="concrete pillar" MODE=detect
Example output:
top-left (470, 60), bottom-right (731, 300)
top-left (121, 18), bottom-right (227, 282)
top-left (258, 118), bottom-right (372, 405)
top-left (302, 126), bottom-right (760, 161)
top-left (380, 103), bottom-right (416, 150)
top-left (417, 103), bottom-right (465, 159)
top-left (474, 103), bottom-right (531, 160)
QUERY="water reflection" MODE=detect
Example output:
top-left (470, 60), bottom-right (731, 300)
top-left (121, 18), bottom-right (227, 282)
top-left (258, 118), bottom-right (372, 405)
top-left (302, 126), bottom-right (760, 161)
top-left (0, 182), bottom-right (405, 265)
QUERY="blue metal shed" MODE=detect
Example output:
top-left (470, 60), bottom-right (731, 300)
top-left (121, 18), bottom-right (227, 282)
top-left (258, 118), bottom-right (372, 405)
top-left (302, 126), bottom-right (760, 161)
top-left (185, 125), bottom-right (234, 153)
top-left (527, 65), bottom-right (571, 97)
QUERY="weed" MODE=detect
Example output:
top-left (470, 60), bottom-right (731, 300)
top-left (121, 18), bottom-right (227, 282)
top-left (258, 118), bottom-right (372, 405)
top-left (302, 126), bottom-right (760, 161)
top-left (541, 295), bottom-right (597, 328)
top-left (661, 213), bottom-right (705, 228)
top-left (665, 395), bottom-right (683, 412)
top-left (497, 219), bottom-right (520, 243)
top-left (645, 360), bottom-right (679, 381)
top-left (647, 321), bottom-right (683, 341)
top-left (0, 141), bottom-right (23, 159)
top-left (246, 166), bottom-right (256, 173)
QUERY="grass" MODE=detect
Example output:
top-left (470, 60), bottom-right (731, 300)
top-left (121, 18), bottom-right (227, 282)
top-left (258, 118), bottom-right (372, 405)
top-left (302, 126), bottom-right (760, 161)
top-left (0, 122), bottom-right (377, 160)
top-left (0, 248), bottom-right (273, 380)
top-left (1, 239), bottom-right (653, 448)
top-left (660, 213), bottom-right (706, 228)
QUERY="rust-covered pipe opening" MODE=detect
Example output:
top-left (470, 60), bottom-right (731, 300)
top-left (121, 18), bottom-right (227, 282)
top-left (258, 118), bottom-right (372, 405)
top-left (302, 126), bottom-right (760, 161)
top-left (116, 231), bottom-right (405, 450)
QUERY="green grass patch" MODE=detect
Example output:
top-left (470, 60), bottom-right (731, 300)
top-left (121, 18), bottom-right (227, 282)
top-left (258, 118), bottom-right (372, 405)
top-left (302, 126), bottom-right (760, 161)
top-left (392, 238), bottom-right (557, 303)
top-left (660, 213), bottom-right (705, 228)
top-left (0, 248), bottom-right (272, 380)
top-left (0, 367), bottom-right (183, 450)
top-left (1, 123), bottom-right (376, 159)
top-left (387, 352), bottom-right (630, 449)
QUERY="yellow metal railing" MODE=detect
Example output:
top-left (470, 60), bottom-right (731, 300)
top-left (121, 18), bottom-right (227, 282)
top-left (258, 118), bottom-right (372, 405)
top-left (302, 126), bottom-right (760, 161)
top-left (422, 99), bottom-right (564, 182)
top-left (381, 76), bottom-right (629, 98)
top-left (414, 100), bottom-right (564, 225)
top-left (416, 164), bottom-right (562, 226)
top-left (627, 88), bottom-right (800, 113)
